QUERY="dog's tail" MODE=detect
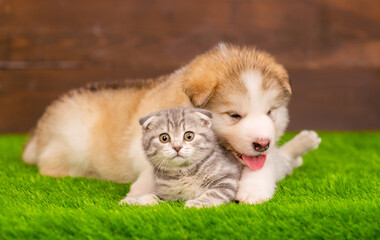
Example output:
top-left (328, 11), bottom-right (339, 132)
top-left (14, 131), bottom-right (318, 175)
top-left (22, 132), bottom-right (38, 165)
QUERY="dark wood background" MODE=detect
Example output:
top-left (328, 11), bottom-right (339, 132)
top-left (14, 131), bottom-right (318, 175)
top-left (1, 0), bottom-right (379, 133)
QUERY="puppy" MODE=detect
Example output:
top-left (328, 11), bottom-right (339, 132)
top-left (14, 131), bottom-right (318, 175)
top-left (23, 43), bottom-right (320, 204)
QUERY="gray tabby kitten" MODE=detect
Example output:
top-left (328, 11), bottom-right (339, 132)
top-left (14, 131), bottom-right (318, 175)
top-left (124, 107), bottom-right (242, 208)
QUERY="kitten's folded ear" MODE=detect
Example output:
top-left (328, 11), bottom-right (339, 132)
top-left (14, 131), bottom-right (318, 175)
top-left (193, 109), bottom-right (213, 128)
top-left (139, 113), bottom-right (159, 130)
top-left (195, 109), bottom-right (212, 119)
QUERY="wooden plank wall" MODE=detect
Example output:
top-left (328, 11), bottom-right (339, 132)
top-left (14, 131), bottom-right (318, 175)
top-left (0, 0), bottom-right (379, 133)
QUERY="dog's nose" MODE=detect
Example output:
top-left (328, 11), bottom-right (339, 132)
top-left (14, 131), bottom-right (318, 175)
top-left (253, 139), bottom-right (270, 152)
top-left (173, 146), bottom-right (182, 152)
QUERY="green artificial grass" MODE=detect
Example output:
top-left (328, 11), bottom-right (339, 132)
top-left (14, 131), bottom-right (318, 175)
top-left (0, 132), bottom-right (379, 239)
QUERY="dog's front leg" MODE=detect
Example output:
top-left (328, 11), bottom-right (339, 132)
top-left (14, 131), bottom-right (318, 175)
top-left (119, 165), bottom-right (155, 204)
top-left (236, 163), bottom-right (277, 204)
top-left (278, 130), bottom-right (321, 176)
top-left (280, 130), bottom-right (321, 159)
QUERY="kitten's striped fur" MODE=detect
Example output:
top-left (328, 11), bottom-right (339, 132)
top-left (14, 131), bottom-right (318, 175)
top-left (136, 107), bottom-right (242, 208)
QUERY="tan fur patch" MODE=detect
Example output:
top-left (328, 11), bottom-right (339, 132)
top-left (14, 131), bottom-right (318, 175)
top-left (182, 43), bottom-right (291, 108)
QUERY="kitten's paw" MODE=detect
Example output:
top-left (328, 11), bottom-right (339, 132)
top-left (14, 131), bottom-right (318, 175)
top-left (185, 199), bottom-right (217, 208)
top-left (236, 186), bottom-right (274, 204)
top-left (295, 130), bottom-right (321, 152)
top-left (119, 194), bottom-right (159, 206)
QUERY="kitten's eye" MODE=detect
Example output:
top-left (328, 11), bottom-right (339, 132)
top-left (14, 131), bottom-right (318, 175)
top-left (159, 133), bottom-right (170, 143)
top-left (228, 112), bottom-right (241, 120)
top-left (184, 131), bottom-right (194, 141)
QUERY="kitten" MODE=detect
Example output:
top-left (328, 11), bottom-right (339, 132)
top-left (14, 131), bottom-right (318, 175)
top-left (120, 107), bottom-right (242, 208)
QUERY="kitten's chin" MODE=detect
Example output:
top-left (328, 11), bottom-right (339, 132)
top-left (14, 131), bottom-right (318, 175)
top-left (170, 156), bottom-right (191, 167)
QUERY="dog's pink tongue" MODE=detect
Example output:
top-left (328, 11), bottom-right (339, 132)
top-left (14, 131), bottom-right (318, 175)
top-left (242, 155), bottom-right (266, 170)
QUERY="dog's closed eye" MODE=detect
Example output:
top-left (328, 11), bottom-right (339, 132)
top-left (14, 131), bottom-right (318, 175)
top-left (227, 112), bottom-right (242, 121)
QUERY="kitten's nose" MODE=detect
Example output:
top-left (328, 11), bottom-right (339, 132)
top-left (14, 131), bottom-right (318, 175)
top-left (253, 139), bottom-right (270, 152)
top-left (173, 146), bottom-right (182, 152)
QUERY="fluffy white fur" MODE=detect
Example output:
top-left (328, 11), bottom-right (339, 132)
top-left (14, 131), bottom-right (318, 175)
top-left (237, 130), bottom-right (321, 203)
top-left (228, 71), bottom-right (321, 203)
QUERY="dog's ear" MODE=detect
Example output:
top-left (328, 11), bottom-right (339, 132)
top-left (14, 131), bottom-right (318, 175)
top-left (285, 77), bottom-right (292, 95)
top-left (183, 71), bottom-right (219, 107)
top-left (277, 66), bottom-right (292, 96)
top-left (183, 44), bottom-right (229, 107)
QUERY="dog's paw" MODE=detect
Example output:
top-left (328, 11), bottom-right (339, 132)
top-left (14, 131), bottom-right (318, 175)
top-left (119, 197), bottom-right (139, 205)
top-left (137, 194), bottom-right (160, 206)
top-left (236, 185), bottom-right (275, 205)
top-left (297, 130), bottom-right (321, 151)
top-left (119, 194), bottom-right (159, 206)
top-left (292, 130), bottom-right (321, 154)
